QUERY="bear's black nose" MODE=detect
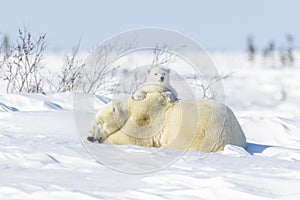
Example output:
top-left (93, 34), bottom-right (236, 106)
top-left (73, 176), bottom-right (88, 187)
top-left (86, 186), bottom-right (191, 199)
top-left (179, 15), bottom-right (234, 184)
top-left (87, 136), bottom-right (103, 143)
top-left (160, 76), bottom-right (164, 82)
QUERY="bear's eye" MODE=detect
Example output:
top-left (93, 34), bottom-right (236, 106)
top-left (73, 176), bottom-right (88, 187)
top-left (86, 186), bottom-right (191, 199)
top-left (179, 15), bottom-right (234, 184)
top-left (155, 73), bottom-right (157, 76)
top-left (162, 73), bottom-right (165, 76)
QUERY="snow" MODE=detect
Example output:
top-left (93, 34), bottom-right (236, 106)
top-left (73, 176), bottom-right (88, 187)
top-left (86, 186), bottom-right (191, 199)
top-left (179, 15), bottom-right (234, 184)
top-left (1, 52), bottom-right (300, 199)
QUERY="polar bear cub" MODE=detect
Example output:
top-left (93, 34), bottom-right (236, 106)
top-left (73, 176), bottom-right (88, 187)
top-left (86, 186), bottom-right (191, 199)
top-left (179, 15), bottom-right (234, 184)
top-left (132, 67), bottom-right (178, 100)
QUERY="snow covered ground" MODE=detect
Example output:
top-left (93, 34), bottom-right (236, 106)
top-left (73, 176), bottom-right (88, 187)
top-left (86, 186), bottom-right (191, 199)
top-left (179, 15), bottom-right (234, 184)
top-left (1, 52), bottom-right (300, 199)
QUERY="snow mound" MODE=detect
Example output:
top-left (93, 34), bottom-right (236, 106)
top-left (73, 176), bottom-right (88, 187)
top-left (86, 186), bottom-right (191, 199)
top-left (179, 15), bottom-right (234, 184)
top-left (0, 93), bottom-right (107, 112)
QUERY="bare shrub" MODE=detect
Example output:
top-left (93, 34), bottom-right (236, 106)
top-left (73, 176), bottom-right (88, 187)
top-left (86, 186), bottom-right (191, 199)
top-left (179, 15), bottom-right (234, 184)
top-left (0, 26), bottom-right (46, 93)
top-left (47, 43), bottom-right (85, 93)
top-left (185, 72), bottom-right (232, 100)
top-left (246, 36), bottom-right (256, 61)
top-left (78, 41), bottom-right (135, 95)
top-left (1, 34), bottom-right (11, 59)
top-left (151, 43), bottom-right (177, 67)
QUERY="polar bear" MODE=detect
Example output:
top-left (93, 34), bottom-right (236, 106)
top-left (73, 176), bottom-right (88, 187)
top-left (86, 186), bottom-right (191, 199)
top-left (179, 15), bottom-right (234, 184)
top-left (86, 97), bottom-right (130, 143)
top-left (132, 67), bottom-right (178, 101)
top-left (86, 93), bottom-right (246, 152)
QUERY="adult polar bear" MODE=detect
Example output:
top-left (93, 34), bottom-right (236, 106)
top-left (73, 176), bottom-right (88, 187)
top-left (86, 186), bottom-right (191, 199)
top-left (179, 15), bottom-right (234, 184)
top-left (86, 93), bottom-right (246, 152)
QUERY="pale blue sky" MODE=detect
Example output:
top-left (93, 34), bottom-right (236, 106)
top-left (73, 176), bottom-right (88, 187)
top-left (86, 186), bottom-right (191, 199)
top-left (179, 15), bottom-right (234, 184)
top-left (0, 0), bottom-right (299, 51)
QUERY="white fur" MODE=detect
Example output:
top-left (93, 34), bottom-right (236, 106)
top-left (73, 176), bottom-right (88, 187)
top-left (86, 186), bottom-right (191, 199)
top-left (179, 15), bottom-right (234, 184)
top-left (86, 93), bottom-right (247, 152)
top-left (132, 67), bottom-right (177, 100)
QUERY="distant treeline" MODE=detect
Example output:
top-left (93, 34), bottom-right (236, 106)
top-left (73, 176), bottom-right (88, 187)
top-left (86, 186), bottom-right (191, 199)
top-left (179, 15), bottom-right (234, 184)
top-left (247, 34), bottom-right (295, 67)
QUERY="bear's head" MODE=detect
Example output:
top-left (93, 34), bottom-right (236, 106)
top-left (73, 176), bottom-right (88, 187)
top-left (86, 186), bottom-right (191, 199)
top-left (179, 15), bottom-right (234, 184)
top-left (87, 98), bottom-right (130, 143)
top-left (146, 67), bottom-right (170, 84)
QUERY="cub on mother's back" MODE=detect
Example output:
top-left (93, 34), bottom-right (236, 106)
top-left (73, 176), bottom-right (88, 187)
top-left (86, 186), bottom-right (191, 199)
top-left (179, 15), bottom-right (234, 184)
top-left (132, 67), bottom-right (178, 100)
